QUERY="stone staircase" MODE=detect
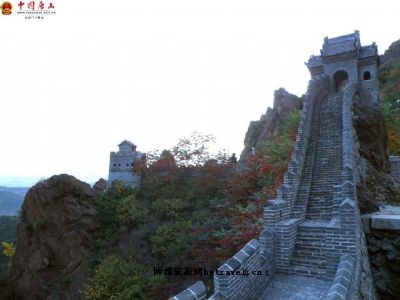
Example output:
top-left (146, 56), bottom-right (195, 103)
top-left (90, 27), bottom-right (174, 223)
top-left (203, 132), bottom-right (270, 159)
top-left (289, 92), bottom-right (343, 280)
top-left (306, 93), bottom-right (343, 221)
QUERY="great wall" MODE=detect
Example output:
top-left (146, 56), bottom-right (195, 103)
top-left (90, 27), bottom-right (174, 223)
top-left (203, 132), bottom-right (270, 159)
top-left (169, 31), bottom-right (400, 300)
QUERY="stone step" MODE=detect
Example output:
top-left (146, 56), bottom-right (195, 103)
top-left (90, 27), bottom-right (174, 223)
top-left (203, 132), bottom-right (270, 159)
top-left (306, 214), bottom-right (332, 221)
top-left (291, 92), bottom-right (343, 222)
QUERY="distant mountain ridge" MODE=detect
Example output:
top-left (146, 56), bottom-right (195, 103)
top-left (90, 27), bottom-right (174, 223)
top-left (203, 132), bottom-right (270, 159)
top-left (0, 186), bottom-right (29, 196)
top-left (0, 186), bottom-right (29, 216)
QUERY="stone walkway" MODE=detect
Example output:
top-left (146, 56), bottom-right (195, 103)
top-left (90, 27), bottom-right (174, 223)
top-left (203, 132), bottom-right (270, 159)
top-left (259, 273), bottom-right (331, 300)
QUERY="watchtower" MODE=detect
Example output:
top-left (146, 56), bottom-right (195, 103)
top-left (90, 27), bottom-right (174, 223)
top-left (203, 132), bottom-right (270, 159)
top-left (107, 140), bottom-right (143, 187)
top-left (306, 30), bottom-right (379, 105)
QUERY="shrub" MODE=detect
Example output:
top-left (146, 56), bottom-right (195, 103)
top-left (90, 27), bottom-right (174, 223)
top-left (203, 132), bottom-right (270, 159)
top-left (94, 190), bottom-right (146, 238)
top-left (282, 109), bottom-right (302, 137)
top-left (116, 194), bottom-right (145, 227)
top-left (85, 256), bottom-right (145, 300)
top-left (380, 89), bottom-right (400, 155)
top-left (388, 66), bottom-right (400, 81)
top-left (151, 198), bottom-right (187, 219)
top-left (1, 242), bottom-right (15, 258)
top-left (150, 223), bottom-right (188, 257)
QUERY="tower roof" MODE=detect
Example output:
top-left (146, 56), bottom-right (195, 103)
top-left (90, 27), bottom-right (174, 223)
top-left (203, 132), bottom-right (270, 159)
top-left (306, 55), bottom-right (322, 68)
top-left (321, 31), bottom-right (360, 57)
top-left (118, 140), bottom-right (136, 147)
top-left (306, 31), bottom-right (379, 74)
top-left (359, 44), bottom-right (378, 58)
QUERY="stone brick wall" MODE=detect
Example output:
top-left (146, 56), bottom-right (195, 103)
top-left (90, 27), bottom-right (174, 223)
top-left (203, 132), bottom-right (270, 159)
top-left (325, 82), bottom-right (376, 299)
top-left (212, 239), bottom-right (273, 300)
top-left (325, 199), bottom-right (376, 300)
top-left (389, 156), bottom-right (400, 183)
top-left (358, 212), bottom-right (377, 299)
top-left (362, 209), bottom-right (400, 299)
top-left (324, 59), bottom-right (359, 91)
top-left (326, 255), bottom-right (356, 299)
top-left (169, 239), bottom-right (275, 300)
top-left (169, 281), bottom-right (206, 300)
top-left (107, 148), bottom-right (142, 187)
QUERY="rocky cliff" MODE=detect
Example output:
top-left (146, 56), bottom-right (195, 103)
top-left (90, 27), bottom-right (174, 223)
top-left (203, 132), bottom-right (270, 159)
top-left (353, 96), bottom-right (400, 299)
top-left (240, 88), bottom-right (301, 161)
top-left (353, 104), bottom-right (399, 211)
top-left (380, 39), bottom-right (400, 67)
top-left (6, 175), bottom-right (100, 300)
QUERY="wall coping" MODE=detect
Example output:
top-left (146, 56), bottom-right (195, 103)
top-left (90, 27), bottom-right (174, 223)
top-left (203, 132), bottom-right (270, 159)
top-left (370, 214), bottom-right (400, 230)
top-left (389, 155), bottom-right (400, 163)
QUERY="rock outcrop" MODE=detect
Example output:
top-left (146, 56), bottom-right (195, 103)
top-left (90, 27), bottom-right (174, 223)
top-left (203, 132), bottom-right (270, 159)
top-left (353, 104), bottom-right (400, 214)
top-left (8, 174), bottom-right (100, 300)
top-left (93, 177), bottom-right (107, 193)
top-left (240, 88), bottom-right (301, 161)
top-left (364, 222), bottom-right (400, 299)
top-left (380, 39), bottom-right (400, 67)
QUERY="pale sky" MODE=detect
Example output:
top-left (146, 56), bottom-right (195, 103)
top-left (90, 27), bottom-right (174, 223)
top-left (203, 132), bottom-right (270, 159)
top-left (0, 0), bottom-right (399, 186)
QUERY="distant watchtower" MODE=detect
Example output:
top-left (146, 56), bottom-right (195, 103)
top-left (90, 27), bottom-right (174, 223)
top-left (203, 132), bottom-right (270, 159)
top-left (306, 30), bottom-right (379, 105)
top-left (107, 140), bottom-right (143, 188)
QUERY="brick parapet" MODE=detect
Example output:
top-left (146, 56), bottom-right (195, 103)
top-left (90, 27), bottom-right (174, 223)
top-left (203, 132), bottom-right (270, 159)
top-left (169, 281), bottom-right (207, 300)
top-left (212, 239), bottom-right (273, 300)
top-left (326, 82), bottom-right (377, 299)
top-left (326, 255), bottom-right (356, 300)
top-left (339, 83), bottom-right (359, 229)
top-left (171, 238), bottom-right (274, 300)
top-left (274, 218), bottom-right (302, 272)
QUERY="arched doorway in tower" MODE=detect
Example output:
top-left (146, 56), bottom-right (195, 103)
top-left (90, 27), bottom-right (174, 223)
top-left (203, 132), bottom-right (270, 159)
top-left (363, 71), bottom-right (371, 80)
top-left (333, 70), bottom-right (349, 92)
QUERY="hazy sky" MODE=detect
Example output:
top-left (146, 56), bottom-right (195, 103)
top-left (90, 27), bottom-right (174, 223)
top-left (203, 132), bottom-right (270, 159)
top-left (0, 0), bottom-right (399, 186)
